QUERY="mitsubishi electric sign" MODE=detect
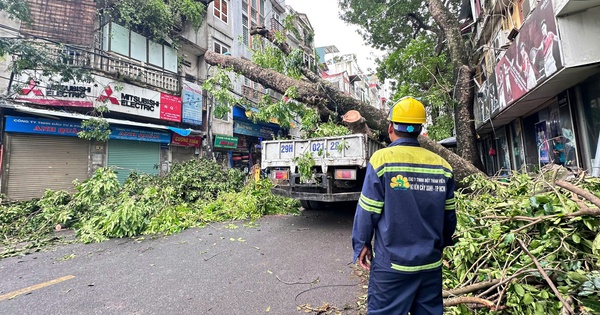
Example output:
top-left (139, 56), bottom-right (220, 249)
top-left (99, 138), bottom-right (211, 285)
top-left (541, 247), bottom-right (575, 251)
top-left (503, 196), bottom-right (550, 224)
top-left (15, 75), bottom-right (182, 122)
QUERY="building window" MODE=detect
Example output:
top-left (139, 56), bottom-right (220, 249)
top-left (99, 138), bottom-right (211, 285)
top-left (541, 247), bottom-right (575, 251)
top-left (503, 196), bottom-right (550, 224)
top-left (241, 0), bottom-right (265, 47)
top-left (214, 41), bottom-right (230, 54)
top-left (214, 0), bottom-right (228, 23)
top-left (102, 22), bottom-right (177, 73)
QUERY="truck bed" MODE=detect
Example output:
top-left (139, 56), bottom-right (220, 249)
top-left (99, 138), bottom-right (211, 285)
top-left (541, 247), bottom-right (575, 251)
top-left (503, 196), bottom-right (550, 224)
top-left (261, 134), bottom-right (383, 173)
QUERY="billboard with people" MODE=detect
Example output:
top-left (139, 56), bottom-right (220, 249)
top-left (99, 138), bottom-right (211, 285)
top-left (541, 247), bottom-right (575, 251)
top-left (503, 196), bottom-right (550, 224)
top-left (493, 0), bottom-right (562, 109)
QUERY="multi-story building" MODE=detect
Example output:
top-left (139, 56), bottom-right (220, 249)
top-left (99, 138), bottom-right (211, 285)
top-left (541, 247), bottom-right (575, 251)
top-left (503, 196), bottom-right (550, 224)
top-left (0, 0), bottom-right (316, 200)
top-left (317, 47), bottom-right (384, 110)
top-left (466, 0), bottom-right (600, 176)
top-left (0, 0), bottom-right (213, 200)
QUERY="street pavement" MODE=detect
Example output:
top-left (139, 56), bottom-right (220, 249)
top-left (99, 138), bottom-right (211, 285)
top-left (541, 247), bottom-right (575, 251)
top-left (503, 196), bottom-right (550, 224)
top-left (0, 206), bottom-right (364, 315)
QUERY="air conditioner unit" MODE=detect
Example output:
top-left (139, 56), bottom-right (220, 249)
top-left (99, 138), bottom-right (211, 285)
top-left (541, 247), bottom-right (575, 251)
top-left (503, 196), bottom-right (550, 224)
top-left (493, 30), bottom-right (511, 50)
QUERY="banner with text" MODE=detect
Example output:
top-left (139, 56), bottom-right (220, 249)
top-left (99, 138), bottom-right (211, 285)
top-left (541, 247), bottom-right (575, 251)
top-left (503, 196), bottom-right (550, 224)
top-left (181, 82), bottom-right (203, 126)
top-left (15, 74), bottom-right (182, 122)
top-left (5, 115), bottom-right (171, 143)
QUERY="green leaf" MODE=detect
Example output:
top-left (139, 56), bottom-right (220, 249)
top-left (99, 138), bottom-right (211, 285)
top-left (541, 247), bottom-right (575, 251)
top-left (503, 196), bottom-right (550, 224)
top-left (514, 283), bottom-right (525, 295)
top-left (543, 203), bottom-right (554, 214)
top-left (529, 196), bottom-right (541, 208)
top-left (567, 271), bottom-right (588, 283)
top-left (593, 233), bottom-right (600, 255)
top-left (522, 292), bottom-right (534, 304)
top-left (582, 298), bottom-right (600, 313)
top-left (572, 233), bottom-right (581, 244)
top-left (504, 233), bottom-right (515, 245)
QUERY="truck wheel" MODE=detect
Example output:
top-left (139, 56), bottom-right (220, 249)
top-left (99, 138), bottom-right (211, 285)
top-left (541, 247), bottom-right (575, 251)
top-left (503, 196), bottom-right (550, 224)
top-left (309, 201), bottom-right (328, 210)
top-left (300, 200), bottom-right (312, 210)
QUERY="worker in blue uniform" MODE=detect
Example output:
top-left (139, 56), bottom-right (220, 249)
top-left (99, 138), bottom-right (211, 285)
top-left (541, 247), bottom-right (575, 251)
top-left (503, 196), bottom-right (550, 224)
top-left (352, 97), bottom-right (456, 315)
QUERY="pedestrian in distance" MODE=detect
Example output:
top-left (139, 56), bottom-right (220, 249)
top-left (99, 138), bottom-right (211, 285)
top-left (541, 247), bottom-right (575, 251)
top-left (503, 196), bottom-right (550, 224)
top-left (352, 97), bottom-right (457, 315)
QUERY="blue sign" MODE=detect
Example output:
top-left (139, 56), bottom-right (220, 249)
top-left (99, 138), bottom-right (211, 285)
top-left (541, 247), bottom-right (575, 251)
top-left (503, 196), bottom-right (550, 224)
top-left (181, 85), bottom-right (202, 126)
top-left (5, 115), bottom-right (170, 143)
top-left (5, 116), bottom-right (82, 137)
top-left (110, 126), bottom-right (170, 143)
top-left (234, 120), bottom-right (277, 139)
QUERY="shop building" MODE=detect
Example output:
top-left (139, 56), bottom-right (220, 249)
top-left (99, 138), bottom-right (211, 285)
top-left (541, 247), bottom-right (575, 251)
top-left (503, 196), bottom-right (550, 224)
top-left (467, 0), bottom-right (600, 175)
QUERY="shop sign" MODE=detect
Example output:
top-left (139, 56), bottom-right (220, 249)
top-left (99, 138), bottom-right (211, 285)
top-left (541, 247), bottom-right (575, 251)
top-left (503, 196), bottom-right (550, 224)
top-left (181, 83), bottom-right (203, 126)
top-left (110, 126), bottom-right (171, 143)
top-left (172, 134), bottom-right (201, 147)
top-left (15, 79), bottom-right (94, 107)
top-left (214, 135), bottom-right (238, 149)
top-left (233, 121), bottom-right (276, 139)
top-left (15, 74), bottom-right (182, 122)
top-left (5, 115), bottom-right (171, 143)
top-left (95, 76), bottom-right (181, 122)
top-left (5, 115), bottom-right (82, 137)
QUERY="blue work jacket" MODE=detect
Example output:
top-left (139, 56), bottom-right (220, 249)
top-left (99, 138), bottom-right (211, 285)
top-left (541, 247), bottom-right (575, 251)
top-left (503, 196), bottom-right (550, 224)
top-left (352, 137), bottom-right (456, 273)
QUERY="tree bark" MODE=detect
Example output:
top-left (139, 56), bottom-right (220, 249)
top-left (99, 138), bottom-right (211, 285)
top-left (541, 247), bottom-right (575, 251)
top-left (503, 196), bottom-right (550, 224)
top-left (205, 50), bottom-right (390, 138)
top-left (428, 0), bottom-right (483, 170)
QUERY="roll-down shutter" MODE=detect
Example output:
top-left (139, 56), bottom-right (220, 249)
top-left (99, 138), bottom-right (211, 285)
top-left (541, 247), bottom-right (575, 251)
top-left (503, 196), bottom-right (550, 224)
top-left (108, 140), bottom-right (160, 184)
top-left (6, 134), bottom-right (90, 200)
top-left (171, 146), bottom-right (196, 164)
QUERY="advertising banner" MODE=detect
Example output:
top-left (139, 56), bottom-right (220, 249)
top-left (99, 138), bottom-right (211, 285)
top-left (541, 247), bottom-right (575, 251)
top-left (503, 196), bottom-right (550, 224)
top-left (15, 75), bottom-right (182, 122)
top-left (493, 0), bottom-right (562, 108)
top-left (535, 121), bottom-right (550, 164)
top-left (171, 134), bottom-right (202, 147)
top-left (181, 82), bottom-right (203, 126)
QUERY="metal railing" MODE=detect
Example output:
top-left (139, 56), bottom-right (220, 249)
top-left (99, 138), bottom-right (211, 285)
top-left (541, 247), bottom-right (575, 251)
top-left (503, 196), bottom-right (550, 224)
top-left (270, 18), bottom-right (284, 33)
top-left (42, 43), bottom-right (180, 93)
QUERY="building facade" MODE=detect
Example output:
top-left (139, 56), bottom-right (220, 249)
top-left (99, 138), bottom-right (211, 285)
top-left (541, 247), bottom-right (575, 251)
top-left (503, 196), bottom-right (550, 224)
top-left (0, 0), bottom-right (319, 200)
top-left (466, 0), bottom-right (600, 175)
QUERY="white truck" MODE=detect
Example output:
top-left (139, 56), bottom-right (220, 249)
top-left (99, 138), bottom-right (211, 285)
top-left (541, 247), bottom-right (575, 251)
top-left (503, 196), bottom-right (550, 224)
top-left (261, 134), bottom-right (384, 209)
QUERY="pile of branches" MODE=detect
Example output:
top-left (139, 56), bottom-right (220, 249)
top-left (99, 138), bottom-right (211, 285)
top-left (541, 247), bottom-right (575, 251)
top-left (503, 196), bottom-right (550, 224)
top-left (442, 167), bottom-right (600, 314)
top-left (0, 158), bottom-right (299, 258)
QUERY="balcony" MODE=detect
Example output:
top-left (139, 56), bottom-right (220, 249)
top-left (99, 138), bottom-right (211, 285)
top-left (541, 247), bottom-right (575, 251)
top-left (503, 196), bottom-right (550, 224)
top-left (42, 43), bottom-right (180, 93)
top-left (270, 18), bottom-right (284, 33)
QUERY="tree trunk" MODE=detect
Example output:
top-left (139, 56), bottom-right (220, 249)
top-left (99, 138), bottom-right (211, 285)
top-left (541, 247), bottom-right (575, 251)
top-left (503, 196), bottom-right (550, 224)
top-left (428, 0), bottom-right (483, 170)
top-left (205, 50), bottom-right (389, 138)
top-left (204, 52), bottom-right (485, 183)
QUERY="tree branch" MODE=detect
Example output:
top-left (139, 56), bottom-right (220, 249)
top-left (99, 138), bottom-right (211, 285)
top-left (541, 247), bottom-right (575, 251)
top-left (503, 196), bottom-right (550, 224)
top-left (517, 239), bottom-right (574, 315)
top-left (443, 279), bottom-right (500, 298)
top-left (555, 179), bottom-right (600, 210)
top-left (443, 296), bottom-right (496, 309)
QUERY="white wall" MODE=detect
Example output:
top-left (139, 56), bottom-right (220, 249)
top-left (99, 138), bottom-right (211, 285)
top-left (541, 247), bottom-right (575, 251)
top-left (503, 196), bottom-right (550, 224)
top-left (558, 6), bottom-right (600, 67)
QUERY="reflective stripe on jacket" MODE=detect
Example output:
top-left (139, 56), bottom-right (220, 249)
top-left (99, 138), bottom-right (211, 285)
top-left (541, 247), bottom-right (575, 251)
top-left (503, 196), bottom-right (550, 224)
top-left (352, 137), bottom-right (456, 273)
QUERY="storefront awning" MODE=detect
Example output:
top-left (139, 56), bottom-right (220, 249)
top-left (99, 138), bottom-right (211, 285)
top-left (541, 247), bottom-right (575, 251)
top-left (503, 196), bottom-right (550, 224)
top-left (0, 101), bottom-right (204, 135)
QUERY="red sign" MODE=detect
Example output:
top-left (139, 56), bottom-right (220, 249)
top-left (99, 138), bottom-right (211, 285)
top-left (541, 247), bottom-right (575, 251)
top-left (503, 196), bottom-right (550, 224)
top-left (160, 93), bottom-right (182, 122)
top-left (171, 134), bottom-right (201, 147)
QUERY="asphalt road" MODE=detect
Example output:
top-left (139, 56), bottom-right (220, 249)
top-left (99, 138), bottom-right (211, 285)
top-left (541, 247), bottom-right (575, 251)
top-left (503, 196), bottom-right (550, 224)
top-left (0, 206), bottom-right (364, 315)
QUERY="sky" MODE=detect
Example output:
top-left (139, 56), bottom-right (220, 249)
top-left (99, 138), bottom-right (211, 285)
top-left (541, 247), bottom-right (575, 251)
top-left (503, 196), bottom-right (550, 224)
top-left (283, 0), bottom-right (382, 73)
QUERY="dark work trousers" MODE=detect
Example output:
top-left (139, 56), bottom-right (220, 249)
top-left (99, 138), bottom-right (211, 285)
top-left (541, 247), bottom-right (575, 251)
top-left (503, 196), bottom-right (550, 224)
top-left (367, 261), bottom-right (443, 315)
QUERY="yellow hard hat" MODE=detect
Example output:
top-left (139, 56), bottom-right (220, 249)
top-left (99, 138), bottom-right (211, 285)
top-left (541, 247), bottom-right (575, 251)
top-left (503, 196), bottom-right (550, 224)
top-left (388, 97), bottom-right (426, 124)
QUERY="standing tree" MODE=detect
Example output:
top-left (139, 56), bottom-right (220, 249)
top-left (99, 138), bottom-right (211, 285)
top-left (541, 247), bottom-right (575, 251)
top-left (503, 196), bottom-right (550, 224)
top-left (339, 0), bottom-right (483, 169)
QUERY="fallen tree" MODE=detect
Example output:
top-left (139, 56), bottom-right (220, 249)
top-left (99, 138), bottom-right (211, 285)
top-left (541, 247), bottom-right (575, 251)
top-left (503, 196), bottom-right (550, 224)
top-left (204, 50), bottom-right (485, 184)
top-left (440, 168), bottom-right (600, 314)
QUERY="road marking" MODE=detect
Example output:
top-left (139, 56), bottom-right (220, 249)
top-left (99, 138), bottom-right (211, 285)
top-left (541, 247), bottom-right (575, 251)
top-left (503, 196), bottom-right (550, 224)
top-left (0, 275), bottom-right (75, 301)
